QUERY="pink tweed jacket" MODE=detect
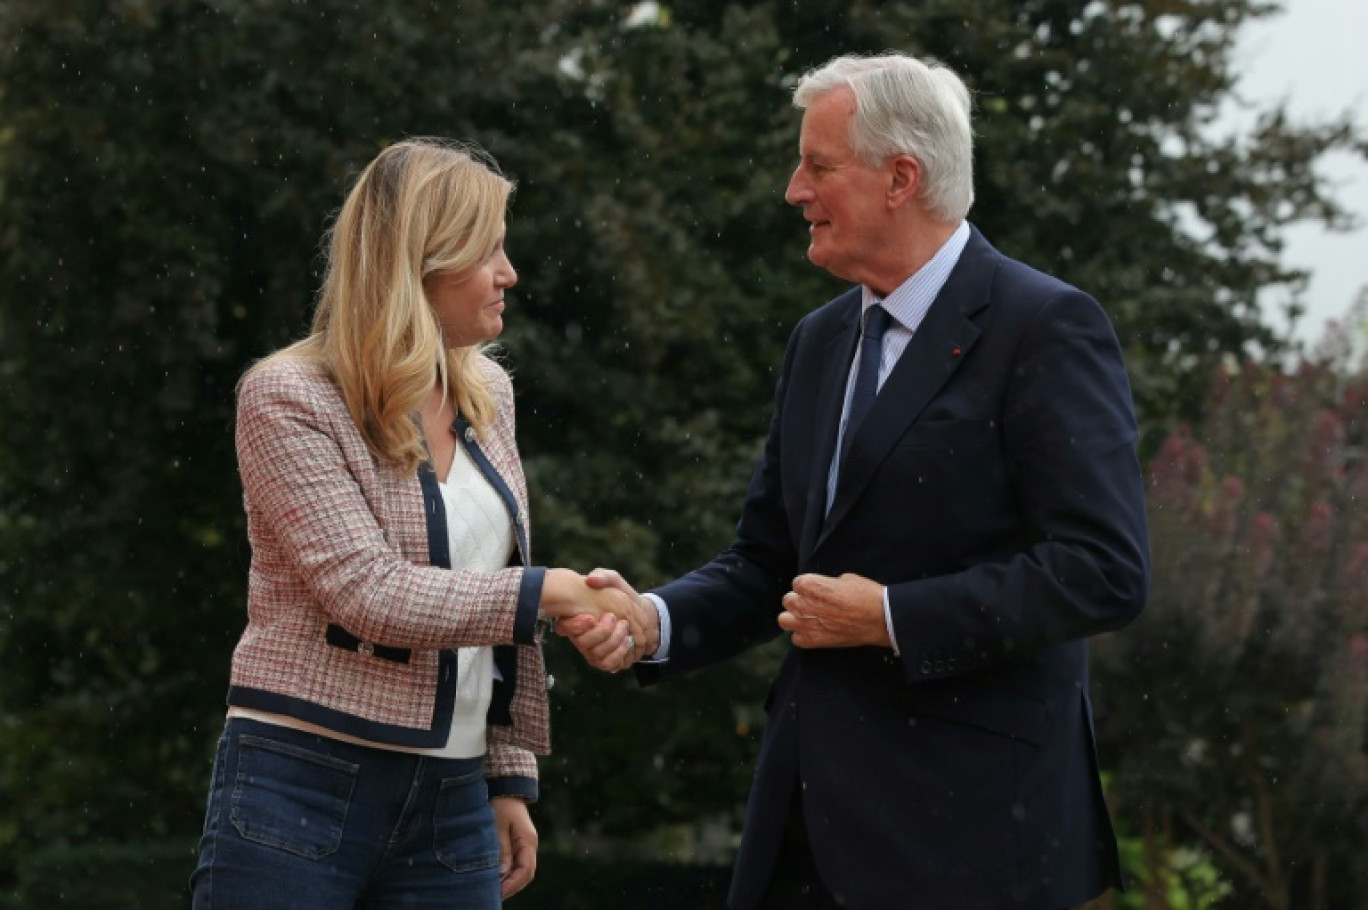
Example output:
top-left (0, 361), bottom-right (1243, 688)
top-left (227, 354), bottom-right (549, 797)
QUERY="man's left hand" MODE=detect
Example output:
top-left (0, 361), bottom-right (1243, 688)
top-left (778, 573), bottom-right (890, 649)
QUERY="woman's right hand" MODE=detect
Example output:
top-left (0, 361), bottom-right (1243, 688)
top-left (539, 569), bottom-right (649, 660)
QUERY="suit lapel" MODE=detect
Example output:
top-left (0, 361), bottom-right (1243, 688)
top-left (816, 229), bottom-right (999, 550)
top-left (798, 293), bottom-right (861, 563)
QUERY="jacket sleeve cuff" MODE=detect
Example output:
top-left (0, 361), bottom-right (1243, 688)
top-left (514, 567), bottom-right (545, 646)
top-left (487, 775), bottom-right (539, 802)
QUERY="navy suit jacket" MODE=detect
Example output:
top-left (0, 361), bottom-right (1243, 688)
top-left (638, 227), bottom-right (1150, 909)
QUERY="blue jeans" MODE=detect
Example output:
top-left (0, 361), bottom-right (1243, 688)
top-left (191, 718), bottom-right (501, 909)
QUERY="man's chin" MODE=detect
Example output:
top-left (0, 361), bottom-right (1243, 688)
top-left (807, 248), bottom-right (852, 282)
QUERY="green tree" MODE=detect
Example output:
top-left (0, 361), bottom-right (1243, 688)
top-left (1092, 327), bottom-right (1368, 908)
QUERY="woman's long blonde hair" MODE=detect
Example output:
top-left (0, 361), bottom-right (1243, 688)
top-left (256, 138), bottom-right (514, 475)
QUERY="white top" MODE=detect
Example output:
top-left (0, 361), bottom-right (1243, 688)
top-left (229, 440), bottom-right (514, 758)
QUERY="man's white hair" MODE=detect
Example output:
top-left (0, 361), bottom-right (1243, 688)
top-left (794, 53), bottom-right (975, 223)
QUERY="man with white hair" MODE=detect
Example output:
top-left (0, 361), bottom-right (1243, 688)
top-left (564, 51), bottom-right (1150, 910)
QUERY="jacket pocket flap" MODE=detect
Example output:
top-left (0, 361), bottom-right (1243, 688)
top-left (910, 687), bottom-right (1045, 746)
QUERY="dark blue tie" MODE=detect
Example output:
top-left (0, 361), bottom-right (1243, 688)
top-left (840, 304), bottom-right (891, 467)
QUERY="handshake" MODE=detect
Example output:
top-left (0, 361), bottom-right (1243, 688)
top-left (538, 567), bottom-right (658, 672)
top-left (539, 567), bottom-right (891, 668)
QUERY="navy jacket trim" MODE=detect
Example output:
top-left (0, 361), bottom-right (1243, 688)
top-left (228, 684), bottom-right (455, 749)
top-left (418, 460), bottom-right (452, 569)
top-left (445, 416), bottom-right (540, 643)
top-left (325, 623), bottom-right (411, 663)
top-left (487, 774), bottom-right (539, 803)
top-left (454, 414), bottom-right (530, 562)
top-left (512, 567), bottom-right (544, 646)
top-left (415, 459), bottom-right (462, 743)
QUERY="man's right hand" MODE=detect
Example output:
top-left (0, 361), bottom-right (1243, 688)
top-left (556, 568), bottom-right (660, 672)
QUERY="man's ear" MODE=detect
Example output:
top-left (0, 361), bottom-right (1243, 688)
top-left (887, 155), bottom-right (921, 208)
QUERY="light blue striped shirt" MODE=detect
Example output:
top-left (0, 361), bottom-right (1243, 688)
top-left (646, 220), bottom-right (972, 662)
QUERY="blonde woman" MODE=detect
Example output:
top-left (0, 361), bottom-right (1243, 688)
top-left (191, 139), bottom-right (643, 909)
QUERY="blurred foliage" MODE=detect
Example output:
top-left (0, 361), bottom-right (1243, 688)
top-left (0, 841), bottom-right (191, 910)
top-left (0, 0), bottom-right (1363, 902)
top-left (1092, 312), bottom-right (1368, 909)
top-left (1081, 776), bottom-right (1233, 910)
top-left (1114, 834), bottom-right (1232, 910)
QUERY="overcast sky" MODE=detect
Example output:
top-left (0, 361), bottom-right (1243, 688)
top-left (1228, 0), bottom-right (1368, 344)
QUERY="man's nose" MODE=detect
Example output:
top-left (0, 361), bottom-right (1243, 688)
top-left (784, 167), bottom-right (810, 206)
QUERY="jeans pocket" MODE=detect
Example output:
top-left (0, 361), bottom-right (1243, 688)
top-left (229, 733), bottom-right (358, 860)
top-left (433, 767), bottom-right (499, 874)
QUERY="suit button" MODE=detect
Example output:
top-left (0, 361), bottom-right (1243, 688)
top-left (545, 674), bottom-right (556, 691)
top-left (358, 641), bottom-right (375, 657)
top-left (465, 427), bottom-right (477, 443)
top-left (920, 660), bottom-right (932, 675)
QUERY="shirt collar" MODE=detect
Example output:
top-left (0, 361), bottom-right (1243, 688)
top-left (860, 220), bottom-right (971, 333)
